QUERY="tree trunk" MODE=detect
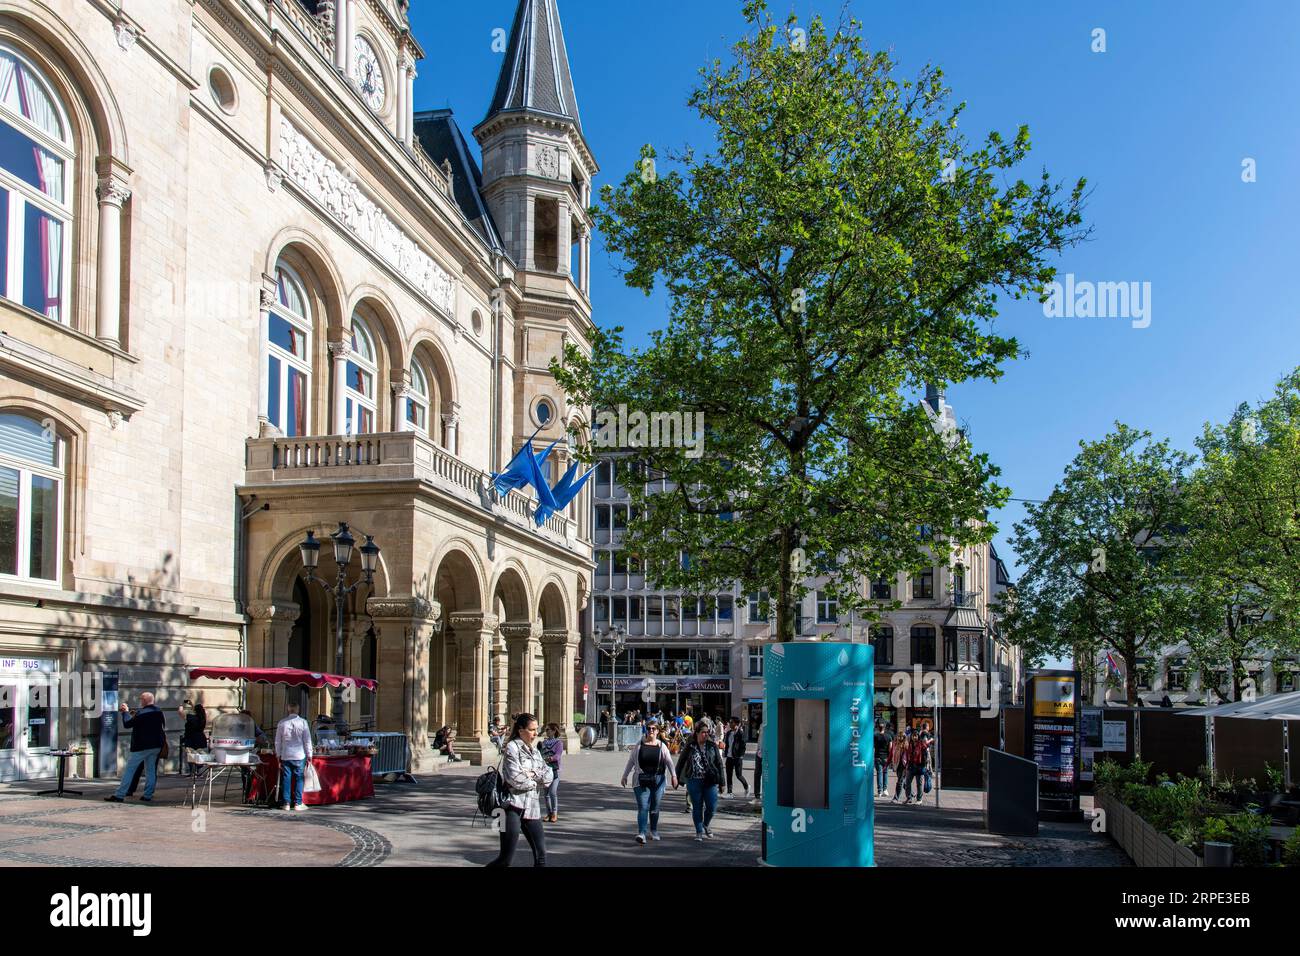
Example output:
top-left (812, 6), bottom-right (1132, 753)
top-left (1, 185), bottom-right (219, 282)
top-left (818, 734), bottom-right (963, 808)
top-left (1124, 643), bottom-right (1138, 706)
top-left (776, 526), bottom-right (794, 642)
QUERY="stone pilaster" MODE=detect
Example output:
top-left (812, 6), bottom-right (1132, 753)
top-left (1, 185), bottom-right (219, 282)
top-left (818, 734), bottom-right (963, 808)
top-left (246, 601), bottom-right (300, 726)
top-left (95, 166), bottom-right (131, 344)
top-left (366, 595), bottom-right (441, 771)
top-left (501, 621), bottom-right (541, 719)
top-left (542, 627), bottom-right (581, 753)
top-left (450, 611), bottom-right (499, 765)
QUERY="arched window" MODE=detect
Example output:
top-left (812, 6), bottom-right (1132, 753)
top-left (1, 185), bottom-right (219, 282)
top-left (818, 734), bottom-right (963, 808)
top-left (345, 316), bottom-right (377, 435)
top-left (0, 411), bottom-right (64, 583)
top-left (406, 360), bottom-right (429, 432)
top-left (0, 46), bottom-right (73, 323)
top-left (266, 264), bottom-right (311, 436)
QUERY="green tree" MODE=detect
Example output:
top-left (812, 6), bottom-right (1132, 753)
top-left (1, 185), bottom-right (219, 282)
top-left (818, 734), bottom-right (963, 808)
top-left (555, 2), bottom-right (1087, 640)
top-left (1180, 369), bottom-right (1300, 698)
top-left (1001, 425), bottom-right (1194, 704)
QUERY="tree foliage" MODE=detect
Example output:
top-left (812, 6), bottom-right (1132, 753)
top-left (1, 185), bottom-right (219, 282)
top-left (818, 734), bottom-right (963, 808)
top-left (555, 1), bottom-right (1088, 639)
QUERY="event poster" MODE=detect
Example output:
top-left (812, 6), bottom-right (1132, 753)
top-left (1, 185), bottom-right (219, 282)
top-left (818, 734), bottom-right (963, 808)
top-left (1026, 671), bottom-right (1082, 816)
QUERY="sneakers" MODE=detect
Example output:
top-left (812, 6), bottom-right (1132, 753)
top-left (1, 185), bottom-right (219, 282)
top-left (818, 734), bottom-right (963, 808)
top-left (293, 804), bottom-right (308, 811)
top-left (890, 795), bottom-right (899, 803)
top-left (636, 833), bottom-right (647, 845)
top-left (104, 795), bottom-right (123, 803)
top-left (694, 834), bottom-right (705, 842)
top-left (704, 827), bottom-right (714, 838)
top-left (139, 797), bottom-right (153, 803)
top-left (281, 803), bottom-right (291, 811)
top-left (650, 832), bottom-right (661, 841)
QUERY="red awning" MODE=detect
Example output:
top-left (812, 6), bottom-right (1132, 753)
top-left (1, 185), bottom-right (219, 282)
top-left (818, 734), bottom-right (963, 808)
top-left (188, 666), bottom-right (377, 691)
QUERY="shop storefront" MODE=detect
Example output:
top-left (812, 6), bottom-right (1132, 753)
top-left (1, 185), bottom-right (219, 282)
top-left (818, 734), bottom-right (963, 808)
top-left (0, 655), bottom-right (59, 783)
top-left (598, 676), bottom-right (733, 720)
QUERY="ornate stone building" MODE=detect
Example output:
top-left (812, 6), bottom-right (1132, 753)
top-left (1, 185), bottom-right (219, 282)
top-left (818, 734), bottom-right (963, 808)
top-left (0, 0), bottom-right (595, 779)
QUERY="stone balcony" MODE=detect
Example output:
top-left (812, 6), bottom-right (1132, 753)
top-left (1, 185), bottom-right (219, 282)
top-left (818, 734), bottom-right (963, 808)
top-left (244, 431), bottom-right (581, 552)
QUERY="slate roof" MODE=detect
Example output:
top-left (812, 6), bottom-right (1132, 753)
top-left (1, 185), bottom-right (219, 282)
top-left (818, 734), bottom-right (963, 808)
top-left (412, 109), bottom-right (505, 254)
top-left (484, 0), bottom-right (582, 130)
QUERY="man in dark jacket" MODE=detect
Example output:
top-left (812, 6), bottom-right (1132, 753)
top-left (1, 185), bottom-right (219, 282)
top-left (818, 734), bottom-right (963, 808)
top-left (106, 692), bottom-right (167, 803)
top-left (722, 717), bottom-right (749, 798)
top-left (873, 722), bottom-right (892, 796)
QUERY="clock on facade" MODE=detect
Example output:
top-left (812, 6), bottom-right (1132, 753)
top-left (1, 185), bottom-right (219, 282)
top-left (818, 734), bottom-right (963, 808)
top-left (352, 36), bottom-right (387, 112)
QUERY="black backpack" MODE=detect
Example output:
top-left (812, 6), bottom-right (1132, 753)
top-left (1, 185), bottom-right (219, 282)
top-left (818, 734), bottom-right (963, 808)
top-left (474, 762), bottom-right (509, 825)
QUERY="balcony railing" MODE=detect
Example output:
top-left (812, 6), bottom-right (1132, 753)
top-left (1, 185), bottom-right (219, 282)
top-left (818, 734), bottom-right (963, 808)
top-left (245, 431), bottom-right (578, 548)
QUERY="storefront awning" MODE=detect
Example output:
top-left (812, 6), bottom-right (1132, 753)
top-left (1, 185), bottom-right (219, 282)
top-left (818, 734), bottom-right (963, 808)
top-left (943, 606), bottom-right (984, 630)
top-left (189, 666), bottom-right (377, 690)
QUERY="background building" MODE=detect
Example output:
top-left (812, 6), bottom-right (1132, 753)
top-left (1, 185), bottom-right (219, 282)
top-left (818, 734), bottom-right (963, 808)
top-left (0, 0), bottom-right (594, 780)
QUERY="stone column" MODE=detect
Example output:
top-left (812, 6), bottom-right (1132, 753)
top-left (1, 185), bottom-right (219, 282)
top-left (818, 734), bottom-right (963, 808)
top-left (404, 62), bottom-right (417, 148)
top-left (451, 611), bottom-right (498, 765)
top-left (258, 276), bottom-right (277, 428)
top-left (391, 381), bottom-right (411, 433)
top-left (329, 340), bottom-right (350, 435)
top-left (501, 621), bottom-right (541, 718)
top-left (395, 53), bottom-right (408, 143)
top-left (94, 172), bottom-right (131, 345)
top-left (333, 0), bottom-right (350, 71)
top-left (246, 601), bottom-right (299, 727)
top-left (557, 199), bottom-right (572, 277)
top-left (542, 628), bottom-right (581, 753)
top-left (367, 595), bottom-right (441, 771)
top-left (441, 401), bottom-right (460, 454)
top-left (490, 632), bottom-right (509, 724)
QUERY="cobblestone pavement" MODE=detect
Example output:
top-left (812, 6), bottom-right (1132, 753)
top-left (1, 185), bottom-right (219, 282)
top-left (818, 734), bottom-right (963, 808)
top-left (0, 750), bottom-right (1127, 867)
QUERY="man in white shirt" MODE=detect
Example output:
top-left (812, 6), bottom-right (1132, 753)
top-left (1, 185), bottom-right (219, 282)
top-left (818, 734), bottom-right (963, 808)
top-left (274, 702), bottom-right (313, 811)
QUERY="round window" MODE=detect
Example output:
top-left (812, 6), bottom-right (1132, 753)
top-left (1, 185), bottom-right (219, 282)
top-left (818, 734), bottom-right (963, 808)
top-left (535, 399), bottom-right (554, 426)
top-left (209, 65), bottom-right (238, 114)
top-left (471, 310), bottom-right (483, 336)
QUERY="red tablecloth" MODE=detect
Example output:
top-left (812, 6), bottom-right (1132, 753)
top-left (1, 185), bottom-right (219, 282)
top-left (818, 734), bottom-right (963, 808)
top-left (249, 753), bottom-right (374, 806)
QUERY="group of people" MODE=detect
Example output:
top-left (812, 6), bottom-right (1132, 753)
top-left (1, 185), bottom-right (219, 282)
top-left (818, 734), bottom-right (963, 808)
top-left (873, 721), bottom-right (937, 805)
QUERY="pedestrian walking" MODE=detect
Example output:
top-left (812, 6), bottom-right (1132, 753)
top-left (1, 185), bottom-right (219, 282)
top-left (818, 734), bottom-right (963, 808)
top-left (675, 723), bottom-right (725, 842)
top-left (889, 727), bottom-right (911, 803)
top-left (539, 722), bottom-right (564, 822)
top-left (105, 692), bottom-right (167, 803)
top-left (905, 728), bottom-right (932, 804)
top-left (873, 721), bottom-right (891, 796)
top-left (753, 721), bottom-right (763, 801)
top-left (274, 701), bottom-right (313, 811)
top-left (621, 719), bottom-right (677, 844)
top-left (181, 699), bottom-right (207, 771)
top-left (722, 717), bottom-right (749, 798)
top-left (487, 713), bottom-right (553, 867)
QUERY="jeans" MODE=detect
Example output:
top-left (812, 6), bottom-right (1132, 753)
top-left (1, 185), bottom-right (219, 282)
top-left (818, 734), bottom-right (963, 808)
top-left (686, 778), bottom-right (718, 834)
top-left (544, 774), bottom-right (560, 817)
top-left (725, 757), bottom-right (748, 793)
top-left (487, 806), bottom-right (546, 867)
top-left (754, 757), bottom-right (762, 800)
top-left (126, 754), bottom-right (163, 796)
top-left (280, 758), bottom-right (305, 807)
top-left (875, 762), bottom-right (889, 793)
top-left (633, 775), bottom-right (667, 836)
top-left (113, 748), bottom-right (162, 800)
top-left (905, 766), bottom-right (925, 800)
top-left (894, 763), bottom-right (908, 798)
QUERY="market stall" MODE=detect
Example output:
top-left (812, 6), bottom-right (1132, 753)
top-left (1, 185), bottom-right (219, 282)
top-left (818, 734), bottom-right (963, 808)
top-left (187, 666), bottom-right (380, 807)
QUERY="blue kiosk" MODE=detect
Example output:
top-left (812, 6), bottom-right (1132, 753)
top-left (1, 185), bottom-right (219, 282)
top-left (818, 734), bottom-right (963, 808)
top-left (762, 641), bottom-right (875, 866)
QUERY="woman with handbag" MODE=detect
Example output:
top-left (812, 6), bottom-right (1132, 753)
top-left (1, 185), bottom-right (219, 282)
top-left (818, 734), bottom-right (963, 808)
top-left (539, 722), bottom-right (564, 822)
top-left (674, 722), bottom-right (726, 842)
top-left (620, 719), bottom-right (677, 845)
top-left (487, 713), bottom-right (552, 867)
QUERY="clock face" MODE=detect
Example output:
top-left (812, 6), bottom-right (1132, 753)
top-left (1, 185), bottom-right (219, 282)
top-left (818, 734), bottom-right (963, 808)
top-left (352, 36), bottom-right (386, 112)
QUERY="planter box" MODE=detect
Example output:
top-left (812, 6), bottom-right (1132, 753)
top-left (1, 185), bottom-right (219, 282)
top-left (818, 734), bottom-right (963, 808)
top-left (1097, 791), bottom-right (1203, 867)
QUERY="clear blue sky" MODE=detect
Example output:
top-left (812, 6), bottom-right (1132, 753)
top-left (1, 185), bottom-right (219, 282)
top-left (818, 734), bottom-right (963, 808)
top-left (411, 0), bottom-right (1300, 578)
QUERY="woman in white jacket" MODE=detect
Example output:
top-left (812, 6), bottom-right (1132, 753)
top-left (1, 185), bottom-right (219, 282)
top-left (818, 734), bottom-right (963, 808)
top-left (486, 713), bottom-right (553, 867)
top-left (620, 720), bottom-right (678, 845)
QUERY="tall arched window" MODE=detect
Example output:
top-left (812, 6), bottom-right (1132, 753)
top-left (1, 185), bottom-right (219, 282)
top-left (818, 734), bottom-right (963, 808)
top-left (406, 359), bottom-right (429, 432)
top-left (0, 46), bottom-right (73, 323)
top-left (0, 411), bottom-right (63, 583)
top-left (345, 316), bottom-right (377, 435)
top-left (267, 264), bottom-right (311, 436)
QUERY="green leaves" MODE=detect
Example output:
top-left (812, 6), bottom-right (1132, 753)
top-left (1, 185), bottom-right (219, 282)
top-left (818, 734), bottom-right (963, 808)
top-left (560, 0), bottom-right (1086, 639)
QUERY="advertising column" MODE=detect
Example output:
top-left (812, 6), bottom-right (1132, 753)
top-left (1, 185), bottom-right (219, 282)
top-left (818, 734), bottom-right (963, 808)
top-left (1025, 669), bottom-right (1082, 820)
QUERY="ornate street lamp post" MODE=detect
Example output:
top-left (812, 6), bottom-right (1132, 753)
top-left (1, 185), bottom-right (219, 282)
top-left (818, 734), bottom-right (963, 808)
top-left (299, 522), bottom-right (380, 737)
top-left (596, 624), bottom-right (627, 751)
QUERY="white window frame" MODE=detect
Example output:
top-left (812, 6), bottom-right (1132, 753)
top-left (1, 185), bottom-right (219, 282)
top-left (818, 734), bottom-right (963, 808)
top-left (406, 360), bottom-right (430, 433)
top-left (816, 589), bottom-right (837, 623)
top-left (345, 316), bottom-right (378, 436)
top-left (0, 414), bottom-right (64, 587)
top-left (266, 264), bottom-right (312, 436)
top-left (0, 46), bottom-right (74, 325)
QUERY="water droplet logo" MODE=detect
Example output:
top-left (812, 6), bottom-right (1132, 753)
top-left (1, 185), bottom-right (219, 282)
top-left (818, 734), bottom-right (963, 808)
top-left (837, 649), bottom-right (850, 667)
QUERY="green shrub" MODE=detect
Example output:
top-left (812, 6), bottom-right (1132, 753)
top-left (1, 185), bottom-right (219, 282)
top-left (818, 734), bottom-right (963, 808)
top-left (1095, 757), bottom-right (1152, 796)
top-left (1202, 816), bottom-right (1231, 844)
top-left (1283, 827), bottom-right (1300, 867)
top-left (1227, 813), bottom-right (1271, 867)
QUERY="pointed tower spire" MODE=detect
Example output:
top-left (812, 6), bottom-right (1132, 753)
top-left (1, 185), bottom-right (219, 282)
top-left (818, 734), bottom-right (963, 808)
top-left (486, 0), bottom-right (582, 130)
